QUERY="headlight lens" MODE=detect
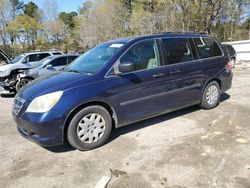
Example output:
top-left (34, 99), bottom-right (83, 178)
top-left (26, 91), bottom-right (63, 113)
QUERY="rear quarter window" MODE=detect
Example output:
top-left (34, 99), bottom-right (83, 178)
top-left (193, 37), bottom-right (222, 59)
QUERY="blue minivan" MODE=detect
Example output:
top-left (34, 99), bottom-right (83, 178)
top-left (12, 32), bottom-right (233, 150)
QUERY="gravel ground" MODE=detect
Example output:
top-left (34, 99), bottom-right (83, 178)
top-left (0, 68), bottom-right (250, 188)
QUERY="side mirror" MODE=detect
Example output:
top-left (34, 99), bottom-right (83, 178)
top-left (118, 61), bottom-right (135, 74)
top-left (45, 64), bottom-right (53, 69)
top-left (22, 58), bottom-right (28, 64)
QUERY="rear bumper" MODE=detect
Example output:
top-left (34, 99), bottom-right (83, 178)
top-left (220, 69), bottom-right (233, 92)
top-left (13, 110), bottom-right (66, 147)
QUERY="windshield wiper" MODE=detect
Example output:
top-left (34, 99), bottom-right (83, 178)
top-left (66, 69), bottom-right (82, 74)
top-left (65, 69), bottom-right (93, 75)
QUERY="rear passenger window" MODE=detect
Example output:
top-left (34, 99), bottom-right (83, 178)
top-left (162, 38), bottom-right (193, 64)
top-left (193, 37), bottom-right (222, 59)
top-left (50, 57), bottom-right (68, 67)
top-left (120, 39), bottom-right (160, 71)
top-left (68, 56), bottom-right (78, 63)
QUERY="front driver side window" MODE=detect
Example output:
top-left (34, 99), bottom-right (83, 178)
top-left (120, 39), bottom-right (160, 72)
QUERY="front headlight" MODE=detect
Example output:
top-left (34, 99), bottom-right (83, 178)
top-left (26, 91), bottom-right (63, 113)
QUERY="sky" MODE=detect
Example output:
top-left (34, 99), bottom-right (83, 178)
top-left (23, 0), bottom-right (84, 13)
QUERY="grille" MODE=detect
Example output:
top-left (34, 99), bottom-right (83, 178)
top-left (13, 96), bottom-right (25, 116)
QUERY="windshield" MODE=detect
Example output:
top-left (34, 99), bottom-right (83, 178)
top-left (65, 42), bottom-right (125, 74)
top-left (11, 54), bottom-right (25, 63)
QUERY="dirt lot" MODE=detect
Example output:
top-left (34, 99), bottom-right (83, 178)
top-left (0, 68), bottom-right (250, 188)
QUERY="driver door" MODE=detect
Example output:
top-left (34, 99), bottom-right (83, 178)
top-left (108, 39), bottom-right (174, 125)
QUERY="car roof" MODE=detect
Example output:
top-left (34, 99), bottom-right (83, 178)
top-left (106, 32), bottom-right (209, 44)
top-left (44, 54), bottom-right (79, 60)
top-left (24, 51), bottom-right (62, 55)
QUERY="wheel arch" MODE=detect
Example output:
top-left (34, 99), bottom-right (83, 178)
top-left (20, 76), bottom-right (35, 80)
top-left (201, 78), bottom-right (222, 100)
top-left (62, 100), bottom-right (118, 143)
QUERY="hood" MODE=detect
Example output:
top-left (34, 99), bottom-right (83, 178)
top-left (0, 63), bottom-right (28, 77)
top-left (18, 71), bottom-right (93, 101)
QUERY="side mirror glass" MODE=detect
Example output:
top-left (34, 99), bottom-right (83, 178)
top-left (118, 61), bottom-right (135, 74)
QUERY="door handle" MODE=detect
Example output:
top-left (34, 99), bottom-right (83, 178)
top-left (169, 70), bottom-right (180, 75)
top-left (153, 73), bottom-right (165, 78)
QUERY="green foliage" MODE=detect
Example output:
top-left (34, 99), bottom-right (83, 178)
top-left (59, 12), bottom-right (78, 29)
top-left (23, 2), bottom-right (39, 20)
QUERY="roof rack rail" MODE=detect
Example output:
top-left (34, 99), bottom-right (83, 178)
top-left (157, 31), bottom-right (208, 35)
top-left (32, 49), bottom-right (41, 52)
top-left (49, 49), bottom-right (59, 51)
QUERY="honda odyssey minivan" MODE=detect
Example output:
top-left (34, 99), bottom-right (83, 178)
top-left (13, 32), bottom-right (233, 151)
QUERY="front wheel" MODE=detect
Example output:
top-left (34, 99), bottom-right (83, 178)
top-left (200, 81), bottom-right (220, 109)
top-left (16, 78), bottom-right (32, 92)
top-left (67, 105), bottom-right (112, 151)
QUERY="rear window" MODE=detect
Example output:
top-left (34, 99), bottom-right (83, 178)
top-left (50, 57), bottom-right (68, 67)
top-left (193, 37), bottom-right (222, 59)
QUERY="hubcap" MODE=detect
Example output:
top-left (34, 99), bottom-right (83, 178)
top-left (77, 113), bottom-right (106, 143)
top-left (20, 80), bottom-right (29, 88)
top-left (206, 85), bottom-right (219, 105)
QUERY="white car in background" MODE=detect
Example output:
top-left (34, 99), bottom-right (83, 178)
top-left (16, 54), bottom-right (79, 90)
top-left (0, 51), bottom-right (62, 93)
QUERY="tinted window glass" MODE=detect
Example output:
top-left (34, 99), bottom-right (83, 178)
top-left (38, 53), bottom-right (50, 61)
top-left (52, 52), bottom-right (62, 55)
top-left (188, 38), bottom-right (198, 60)
top-left (120, 39), bottom-right (160, 71)
top-left (28, 54), bottom-right (38, 62)
top-left (162, 38), bottom-right (193, 64)
top-left (68, 56), bottom-right (78, 63)
top-left (50, 57), bottom-right (68, 67)
top-left (193, 37), bottom-right (222, 59)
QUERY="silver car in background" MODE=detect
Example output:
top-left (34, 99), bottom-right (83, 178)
top-left (16, 54), bottom-right (79, 90)
top-left (0, 51), bottom-right (62, 93)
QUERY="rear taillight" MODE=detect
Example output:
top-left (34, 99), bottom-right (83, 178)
top-left (226, 61), bottom-right (232, 70)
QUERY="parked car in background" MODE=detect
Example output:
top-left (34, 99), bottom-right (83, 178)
top-left (16, 54), bottom-right (79, 91)
top-left (0, 51), bottom-right (62, 93)
top-left (13, 32), bottom-right (232, 151)
top-left (222, 44), bottom-right (236, 68)
top-left (0, 49), bottom-right (10, 65)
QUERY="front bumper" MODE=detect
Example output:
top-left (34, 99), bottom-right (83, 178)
top-left (0, 77), bottom-right (17, 91)
top-left (13, 109), bottom-right (66, 147)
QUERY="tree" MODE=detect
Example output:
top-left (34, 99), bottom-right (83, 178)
top-left (59, 11), bottom-right (78, 30)
top-left (23, 2), bottom-right (39, 20)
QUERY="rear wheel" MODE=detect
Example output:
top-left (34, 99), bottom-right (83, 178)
top-left (67, 105), bottom-right (112, 151)
top-left (16, 78), bottom-right (32, 92)
top-left (200, 81), bottom-right (220, 109)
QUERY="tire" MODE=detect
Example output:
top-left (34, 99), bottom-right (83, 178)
top-left (16, 78), bottom-right (31, 92)
top-left (67, 105), bottom-right (112, 151)
top-left (200, 81), bottom-right (220, 109)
